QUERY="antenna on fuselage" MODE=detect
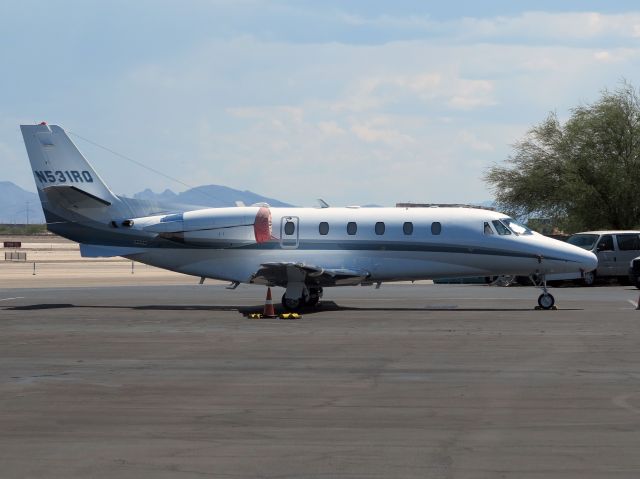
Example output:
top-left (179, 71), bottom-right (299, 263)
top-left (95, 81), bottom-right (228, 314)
top-left (317, 199), bottom-right (330, 208)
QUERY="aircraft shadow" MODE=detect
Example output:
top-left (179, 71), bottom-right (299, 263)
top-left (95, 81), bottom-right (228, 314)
top-left (4, 303), bottom-right (238, 312)
top-left (4, 301), bottom-right (581, 314)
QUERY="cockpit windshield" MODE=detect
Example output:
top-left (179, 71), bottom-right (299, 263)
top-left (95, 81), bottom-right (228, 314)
top-left (492, 220), bottom-right (511, 235)
top-left (567, 233), bottom-right (598, 250)
top-left (501, 217), bottom-right (533, 236)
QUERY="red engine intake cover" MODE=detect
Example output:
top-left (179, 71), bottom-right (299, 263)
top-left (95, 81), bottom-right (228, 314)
top-left (254, 207), bottom-right (272, 243)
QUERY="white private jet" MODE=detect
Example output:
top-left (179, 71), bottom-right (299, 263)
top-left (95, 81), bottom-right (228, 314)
top-left (21, 123), bottom-right (597, 310)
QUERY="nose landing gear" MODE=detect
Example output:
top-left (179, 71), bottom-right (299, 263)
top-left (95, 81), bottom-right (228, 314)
top-left (530, 274), bottom-right (557, 310)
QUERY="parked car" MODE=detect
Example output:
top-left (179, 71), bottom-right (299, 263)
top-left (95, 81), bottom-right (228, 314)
top-left (547, 231), bottom-right (640, 285)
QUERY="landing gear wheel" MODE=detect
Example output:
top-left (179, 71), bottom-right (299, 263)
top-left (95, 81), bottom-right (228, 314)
top-left (537, 293), bottom-right (555, 310)
top-left (307, 287), bottom-right (322, 307)
top-left (282, 294), bottom-right (304, 311)
top-left (582, 271), bottom-right (596, 286)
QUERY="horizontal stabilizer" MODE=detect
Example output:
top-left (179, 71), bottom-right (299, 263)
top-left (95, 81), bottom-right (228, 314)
top-left (80, 244), bottom-right (146, 258)
top-left (42, 185), bottom-right (111, 209)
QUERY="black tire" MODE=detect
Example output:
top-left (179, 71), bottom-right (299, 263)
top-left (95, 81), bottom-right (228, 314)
top-left (307, 289), bottom-right (320, 307)
top-left (538, 293), bottom-right (555, 310)
top-left (282, 294), bottom-right (303, 311)
top-left (582, 271), bottom-right (596, 286)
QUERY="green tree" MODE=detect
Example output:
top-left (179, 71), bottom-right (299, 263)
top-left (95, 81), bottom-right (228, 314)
top-left (485, 83), bottom-right (640, 232)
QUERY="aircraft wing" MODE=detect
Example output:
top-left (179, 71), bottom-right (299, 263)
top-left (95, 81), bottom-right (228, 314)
top-left (251, 262), bottom-right (370, 287)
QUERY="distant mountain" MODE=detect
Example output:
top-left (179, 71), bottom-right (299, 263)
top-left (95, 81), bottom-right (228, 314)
top-left (133, 188), bottom-right (179, 202)
top-left (132, 184), bottom-right (293, 208)
top-left (0, 181), bottom-right (44, 224)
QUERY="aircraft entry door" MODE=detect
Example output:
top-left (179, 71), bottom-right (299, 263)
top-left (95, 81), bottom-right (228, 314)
top-left (280, 216), bottom-right (299, 249)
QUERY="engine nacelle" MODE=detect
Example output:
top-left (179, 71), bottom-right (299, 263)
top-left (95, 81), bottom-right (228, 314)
top-left (125, 206), bottom-right (272, 246)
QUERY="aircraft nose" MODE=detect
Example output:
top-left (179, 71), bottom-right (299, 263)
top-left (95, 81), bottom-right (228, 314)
top-left (553, 239), bottom-right (598, 273)
top-left (580, 250), bottom-right (598, 272)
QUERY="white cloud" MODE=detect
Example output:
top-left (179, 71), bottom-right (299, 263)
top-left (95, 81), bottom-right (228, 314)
top-left (592, 49), bottom-right (638, 63)
top-left (351, 122), bottom-right (415, 147)
top-left (458, 131), bottom-right (495, 152)
top-left (594, 51), bottom-right (612, 62)
top-left (331, 72), bottom-right (495, 114)
top-left (340, 11), bottom-right (640, 44)
top-left (330, 77), bottom-right (387, 112)
top-left (226, 106), bottom-right (305, 129)
top-left (338, 12), bottom-right (435, 30)
top-left (317, 121), bottom-right (345, 136)
top-left (447, 79), bottom-right (495, 110)
top-left (396, 73), bottom-right (442, 95)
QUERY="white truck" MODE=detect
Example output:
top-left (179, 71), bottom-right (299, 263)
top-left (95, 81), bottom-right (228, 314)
top-left (548, 231), bottom-right (640, 286)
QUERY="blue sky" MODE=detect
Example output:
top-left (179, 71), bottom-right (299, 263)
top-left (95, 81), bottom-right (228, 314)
top-left (2, 1), bottom-right (640, 206)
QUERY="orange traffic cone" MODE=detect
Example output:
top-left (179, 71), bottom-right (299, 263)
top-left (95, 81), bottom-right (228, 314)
top-left (263, 287), bottom-right (277, 318)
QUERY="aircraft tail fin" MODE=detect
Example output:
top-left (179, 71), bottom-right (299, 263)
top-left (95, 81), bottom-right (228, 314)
top-left (20, 123), bottom-right (133, 241)
top-left (20, 123), bottom-right (119, 207)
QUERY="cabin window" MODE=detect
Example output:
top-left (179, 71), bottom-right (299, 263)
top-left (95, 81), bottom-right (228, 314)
top-left (347, 222), bottom-right (357, 235)
top-left (284, 221), bottom-right (295, 235)
top-left (375, 222), bottom-right (385, 235)
top-left (597, 235), bottom-right (614, 252)
top-left (492, 220), bottom-right (511, 235)
top-left (617, 234), bottom-right (640, 251)
top-left (431, 222), bottom-right (442, 235)
top-left (403, 222), bottom-right (413, 235)
top-left (319, 222), bottom-right (329, 235)
top-left (484, 222), bottom-right (494, 235)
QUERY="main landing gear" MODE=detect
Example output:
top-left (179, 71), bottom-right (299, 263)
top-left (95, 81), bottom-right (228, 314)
top-left (530, 274), bottom-right (556, 310)
top-left (282, 286), bottom-right (323, 311)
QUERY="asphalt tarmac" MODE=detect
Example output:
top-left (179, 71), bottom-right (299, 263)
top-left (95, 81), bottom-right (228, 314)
top-left (1, 283), bottom-right (640, 478)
